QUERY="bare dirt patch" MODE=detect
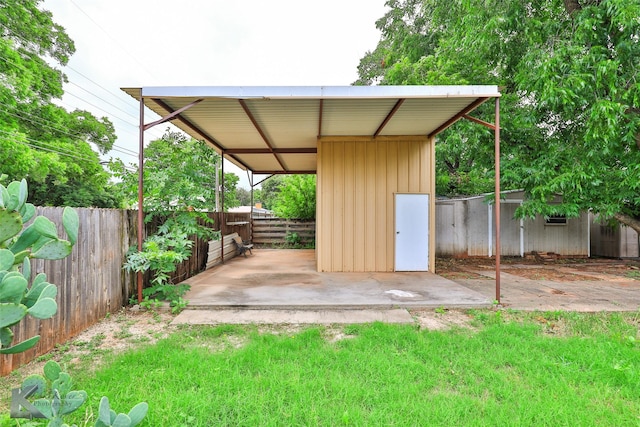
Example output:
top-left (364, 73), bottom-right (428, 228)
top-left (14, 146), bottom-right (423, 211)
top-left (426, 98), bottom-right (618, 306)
top-left (577, 263), bottom-right (640, 279)
top-left (436, 257), bottom-right (640, 282)
top-left (410, 309), bottom-right (476, 331)
top-left (0, 308), bottom-right (176, 410)
top-left (504, 267), bottom-right (590, 281)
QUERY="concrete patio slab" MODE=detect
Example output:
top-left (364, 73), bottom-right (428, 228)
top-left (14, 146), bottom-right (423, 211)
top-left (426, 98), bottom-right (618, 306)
top-left (455, 268), bottom-right (640, 312)
top-left (180, 249), bottom-right (492, 310)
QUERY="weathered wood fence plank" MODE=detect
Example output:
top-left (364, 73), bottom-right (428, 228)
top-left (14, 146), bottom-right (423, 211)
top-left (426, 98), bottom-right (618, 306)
top-left (252, 218), bottom-right (316, 245)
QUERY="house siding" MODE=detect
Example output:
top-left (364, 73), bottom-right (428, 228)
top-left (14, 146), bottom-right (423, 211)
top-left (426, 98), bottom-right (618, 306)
top-left (436, 191), bottom-right (590, 257)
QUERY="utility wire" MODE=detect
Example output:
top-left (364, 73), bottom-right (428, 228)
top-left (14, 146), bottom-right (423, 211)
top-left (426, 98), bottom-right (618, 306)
top-left (0, 128), bottom-right (137, 171)
top-left (0, 102), bottom-right (140, 158)
top-left (0, 50), bottom-right (166, 144)
top-left (0, 28), bottom-right (175, 154)
top-left (66, 80), bottom-right (139, 122)
top-left (0, 128), bottom-right (96, 163)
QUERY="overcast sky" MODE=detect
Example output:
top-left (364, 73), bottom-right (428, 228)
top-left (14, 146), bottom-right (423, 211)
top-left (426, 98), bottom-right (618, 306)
top-left (41, 0), bottom-right (388, 188)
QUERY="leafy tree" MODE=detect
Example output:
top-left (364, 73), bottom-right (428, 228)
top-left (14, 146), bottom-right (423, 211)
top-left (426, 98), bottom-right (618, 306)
top-left (273, 175), bottom-right (316, 220)
top-left (259, 175), bottom-right (284, 210)
top-left (115, 130), bottom-right (212, 307)
top-left (236, 187), bottom-right (252, 206)
top-left (114, 130), bottom-right (242, 308)
top-left (0, 0), bottom-right (118, 207)
top-left (252, 188), bottom-right (263, 206)
top-left (112, 129), bottom-right (239, 212)
top-left (358, 0), bottom-right (640, 234)
top-left (222, 172), bottom-right (240, 210)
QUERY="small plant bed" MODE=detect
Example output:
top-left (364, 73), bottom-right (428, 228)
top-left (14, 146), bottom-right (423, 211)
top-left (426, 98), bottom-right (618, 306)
top-left (2, 310), bottom-right (638, 426)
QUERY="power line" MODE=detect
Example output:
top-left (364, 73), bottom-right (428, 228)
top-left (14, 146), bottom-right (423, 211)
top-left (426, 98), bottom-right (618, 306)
top-left (0, 35), bottom-right (178, 155)
top-left (0, 128), bottom-right (97, 163)
top-left (66, 80), bottom-right (139, 122)
top-left (0, 100), bottom-right (139, 158)
top-left (0, 128), bottom-right (137, 172)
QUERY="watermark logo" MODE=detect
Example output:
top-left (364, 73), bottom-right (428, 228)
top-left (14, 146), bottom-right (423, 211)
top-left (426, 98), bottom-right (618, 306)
top-left (10, 386), bottom-right (85, 420)
top-left (10, 385), bottom-right (45, 419)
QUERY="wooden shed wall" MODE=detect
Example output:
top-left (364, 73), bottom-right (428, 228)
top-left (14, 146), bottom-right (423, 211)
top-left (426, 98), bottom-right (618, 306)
top-left (316, 136), bottom-right (435, 272)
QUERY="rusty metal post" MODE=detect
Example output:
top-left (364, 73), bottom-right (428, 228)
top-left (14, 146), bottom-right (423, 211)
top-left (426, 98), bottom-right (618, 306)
top-left (494, 97), bottom-right (501, 304)
top-left (221, 152), bottom-right (225, 263)
top-left (248, 170), bottom-right (254, 241)
top-left (137, 96), bottom-right (145, 303)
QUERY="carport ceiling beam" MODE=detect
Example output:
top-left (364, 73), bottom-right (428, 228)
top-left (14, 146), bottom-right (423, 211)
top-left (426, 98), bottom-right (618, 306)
top-left (254, 170), bottom-right (316, 174)
top-left (462, 114), bottom-right (496, 130)
top-left (225, 148), bottom-right (317, 154)
top-left (428, 97), bottom-right (490, 138)
top-left (238, 99), bottom-right (287, 171)
top-left (143, 98), bottom-right (203, 130)
top-left (374, 99), bottom-right (405, 137)
top-left (152, 98), bottom-right (252, 171)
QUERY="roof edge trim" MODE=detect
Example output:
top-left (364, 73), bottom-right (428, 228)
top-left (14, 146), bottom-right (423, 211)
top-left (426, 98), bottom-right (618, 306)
top-left (130, 85), bottom-right (500, 100)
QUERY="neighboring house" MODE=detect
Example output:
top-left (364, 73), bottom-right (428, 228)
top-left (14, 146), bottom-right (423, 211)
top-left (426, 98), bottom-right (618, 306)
top-left (590, 214), bottom-right (639, 258)
top-left (228, 204), bottom-right (275, 218)
top-left (436, 190), bottom-right (590, 258)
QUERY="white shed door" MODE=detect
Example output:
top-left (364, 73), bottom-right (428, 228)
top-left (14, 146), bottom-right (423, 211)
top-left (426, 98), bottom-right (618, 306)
top-left (395, 194), bottom-right (429, 271)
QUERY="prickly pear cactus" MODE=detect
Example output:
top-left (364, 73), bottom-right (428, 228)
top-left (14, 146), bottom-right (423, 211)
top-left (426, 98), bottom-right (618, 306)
top-left (17, 361), bottom-right (148, 427)
top-left (95, 396), bottom-right (148, 427)
top-left (0, 178), bottom-right (78, 354)
top-left (19, 360), bottom-right (88, 424)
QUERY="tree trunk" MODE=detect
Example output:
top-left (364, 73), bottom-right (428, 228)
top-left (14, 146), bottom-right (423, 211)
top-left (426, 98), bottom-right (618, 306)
top-left (613, 212), bottom-right (640, 236)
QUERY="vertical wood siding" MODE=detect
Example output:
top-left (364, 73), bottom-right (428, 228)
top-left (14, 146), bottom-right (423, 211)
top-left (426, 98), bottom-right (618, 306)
top-left (317, 136), bottom-right (434, 272)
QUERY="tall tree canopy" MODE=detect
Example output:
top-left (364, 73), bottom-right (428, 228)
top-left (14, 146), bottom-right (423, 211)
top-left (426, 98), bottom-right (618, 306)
top-left (0, 0), bottom-right (118, 207)
top-left (357, 0), bottom-right (640, 234)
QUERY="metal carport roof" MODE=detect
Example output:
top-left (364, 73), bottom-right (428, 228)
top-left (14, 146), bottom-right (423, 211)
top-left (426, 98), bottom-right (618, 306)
top-left (122, 85), bottom-right (500, 174)
top-left (122, 85), bottom-right (503, 305)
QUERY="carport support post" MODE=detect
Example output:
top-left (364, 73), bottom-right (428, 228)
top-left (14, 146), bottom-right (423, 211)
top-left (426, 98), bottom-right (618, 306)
top-left (137, 96), bottom-right (145, 303)
top-left (248, 170), bottom-right (254, 241)
top-left (494, 97), bottom-right (501, 304)
top-left (220, 151), bottom-right (226, 263)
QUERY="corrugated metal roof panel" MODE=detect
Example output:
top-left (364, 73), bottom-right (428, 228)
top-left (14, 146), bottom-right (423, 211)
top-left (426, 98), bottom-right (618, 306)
top-left (122, 85), bottom-right (500, 173)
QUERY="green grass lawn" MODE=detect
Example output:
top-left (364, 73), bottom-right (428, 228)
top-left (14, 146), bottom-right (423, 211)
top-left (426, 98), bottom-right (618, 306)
top-left (3, 310), bottom-right (639, 426)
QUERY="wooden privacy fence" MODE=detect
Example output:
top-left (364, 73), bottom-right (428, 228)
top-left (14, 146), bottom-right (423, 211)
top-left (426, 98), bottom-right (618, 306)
top-left (1, 208), bottom-right (249, 375)
top-left (1, 207), bottom-right (136, 375)
top-left (252, 218), bottom-right (315, 245)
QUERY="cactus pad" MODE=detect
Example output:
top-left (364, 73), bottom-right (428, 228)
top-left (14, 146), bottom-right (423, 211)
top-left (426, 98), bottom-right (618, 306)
top-left (31, 239), bottom-right (73, 260)
top-left (0, 302), bottom-right (27, 328)
top-left (27, 297), bottom-right (57, 319)
top-left (0, 209), bottom-right (22, 243)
